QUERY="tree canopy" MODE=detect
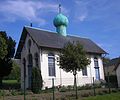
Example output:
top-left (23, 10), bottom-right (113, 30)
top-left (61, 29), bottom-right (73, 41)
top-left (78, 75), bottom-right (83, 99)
top-left (59, 42), bottom-right (90, 99)
top-left (0, 31), bottom-right (16, 85)
top-left (0, 35), bottom-right (7, 59)
top-left (59, 42), bottom-right (90, 74)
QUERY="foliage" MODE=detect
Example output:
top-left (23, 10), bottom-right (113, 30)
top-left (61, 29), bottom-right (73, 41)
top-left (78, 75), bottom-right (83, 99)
top-left (105, 75), bottom-right (118, 88)
top-left (0, 31), bottom-right (16, 87)
top-left (59, 42), bottom-right (90, 99)
top-left (0, 35), bottom-right (7, 59)
top-left (2, 80), bottom-right (20, 89)
top-left (102, 57), bottom-right (110, 66)
top-left (59, 42), bottom-right (90, 74)
top-left (4, 61), bottom-right (20, 82)
top-left (32, 67), bottom-right (43, 93)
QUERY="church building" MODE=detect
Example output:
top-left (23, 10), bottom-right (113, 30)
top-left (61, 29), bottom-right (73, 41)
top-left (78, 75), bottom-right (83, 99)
top-left (15, 10), bottom-right (106, 89)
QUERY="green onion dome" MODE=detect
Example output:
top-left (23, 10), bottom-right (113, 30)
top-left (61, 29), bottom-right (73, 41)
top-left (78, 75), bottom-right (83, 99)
top-left (53, 13), bottom-right (69, 27)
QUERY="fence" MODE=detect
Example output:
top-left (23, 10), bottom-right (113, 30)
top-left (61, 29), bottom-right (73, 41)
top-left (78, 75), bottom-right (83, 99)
top-left (0, 76), bottom-right (120, 100)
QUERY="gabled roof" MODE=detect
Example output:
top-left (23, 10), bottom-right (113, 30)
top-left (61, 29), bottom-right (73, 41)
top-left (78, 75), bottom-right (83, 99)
top-left (106, 57), bottom-right (120, 67)
top-left (15, 26), bottom-right (106, 59)
top-left (104, 57), bottom-right (120, 71)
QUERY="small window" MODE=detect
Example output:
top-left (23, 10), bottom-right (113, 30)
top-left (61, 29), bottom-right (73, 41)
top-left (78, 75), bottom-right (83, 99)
top-left (94, 57), bottom-right (99, 68)
top-left (34, 53), bottom-right (39, 67)
top-left (48, 53), bottom-right (56, 76)
top-left (82, 67), bottom-right (87, 76)
top-left (94, 57), bottom-right (100, 80)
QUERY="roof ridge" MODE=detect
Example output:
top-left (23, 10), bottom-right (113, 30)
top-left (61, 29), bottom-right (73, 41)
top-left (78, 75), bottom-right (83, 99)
top-left (24, 26), bottom-right (57, 34)
top-left (67, 34), bottom-right (90, 40)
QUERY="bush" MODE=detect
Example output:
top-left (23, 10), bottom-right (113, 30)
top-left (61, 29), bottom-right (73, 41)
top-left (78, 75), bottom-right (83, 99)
top-left (105, 75), bottom-right (118, 88)
top-left (31, 67), bottom-right (43, 93)
top-left (81, 92), bottom-right (90, 97)
top-left (59, 86), bottom-right (67, 92)
top-left (111, 89), bottom-right (118, 93)
top-left (102, 90), bottom-right (108, 94)
top-left (77, 84), bottom-right (92, 90)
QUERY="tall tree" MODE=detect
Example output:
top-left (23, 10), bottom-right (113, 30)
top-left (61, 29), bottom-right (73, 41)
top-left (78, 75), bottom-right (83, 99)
top-left (59, 42), bottom-right (90, 99)
top-left (0, 34), bottom-right (7, 59)
top-left (0, 31), bottom-right (16, 87)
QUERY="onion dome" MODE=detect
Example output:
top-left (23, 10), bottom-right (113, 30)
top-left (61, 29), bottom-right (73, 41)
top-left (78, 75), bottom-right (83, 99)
top-left (53, 13), bottom-right (69, 27)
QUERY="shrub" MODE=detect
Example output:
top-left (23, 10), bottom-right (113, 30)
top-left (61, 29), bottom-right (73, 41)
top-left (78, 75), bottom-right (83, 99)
top-left (111, 89), bottom-right (117, 93)
top-left (31, 67), bottom-right (43, 93)
top-left (105, 75), bottom-right (118, 88)
top-left (59, 86), bottom-right (67, 92)
top-left (102, 90), bottom-right (108, 94)
top-left (11, 90), bottom-right (17, 96)
top-left (81, 93), bottom-right (90, 97)
top-left (67, 85), bottom-right (73, 91)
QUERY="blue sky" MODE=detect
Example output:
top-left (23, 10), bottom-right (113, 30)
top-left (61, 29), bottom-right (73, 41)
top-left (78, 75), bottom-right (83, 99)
top-left (0, 0), bottom-right (120, 58)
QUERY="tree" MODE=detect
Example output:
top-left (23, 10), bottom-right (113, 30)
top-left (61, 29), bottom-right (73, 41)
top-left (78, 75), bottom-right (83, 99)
top-left (0, 31), bottom-right (16, 87)
top-left (0, 35), bottom-right (7, 59)
top-left (59, 42), bottom-right (90, 99)
top-left (4, 61), bottom-right (20, 82)
top-left (32, 67), bottom-right (43, 93)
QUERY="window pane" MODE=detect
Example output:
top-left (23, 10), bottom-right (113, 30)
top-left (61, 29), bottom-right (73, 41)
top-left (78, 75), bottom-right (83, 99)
top-left (48, 54), bottom-right (55, 76)
top-left (82, 67), bottom-right (87, 76)
top-left (94, 57), bottom-right (100, 80)
top-left (48, 57), bottom-right (54, 63)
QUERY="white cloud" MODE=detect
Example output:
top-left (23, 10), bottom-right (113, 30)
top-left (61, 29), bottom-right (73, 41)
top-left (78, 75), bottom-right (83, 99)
top-left (0, 0), bottom-right (68, 25)
top-left (74, 0), bottom-right (88, 22)
top-left (73, 0), bottom-right (119, 22)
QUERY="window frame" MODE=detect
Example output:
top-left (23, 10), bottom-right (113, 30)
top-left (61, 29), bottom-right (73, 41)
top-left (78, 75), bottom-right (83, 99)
top-left (34, 52), bottom-right (39, 67)
top-left (48, 53), bottom-right (56, 77)
top-left (82, 66), bottom-right (88, 76)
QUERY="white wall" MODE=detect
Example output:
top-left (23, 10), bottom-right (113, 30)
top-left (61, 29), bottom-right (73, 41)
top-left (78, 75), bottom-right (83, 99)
top-left (20, 33), bottom-right (105, 89)
top-left (40, 50), bottom-right (105, 88)
top-left (116, 64), bottom-right (120, 87)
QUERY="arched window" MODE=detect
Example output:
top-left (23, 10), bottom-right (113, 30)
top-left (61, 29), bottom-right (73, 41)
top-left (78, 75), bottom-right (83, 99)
top-left (27, 54), bottom-right (33, 89)
top-left (34, 53), bottom-right (39, 67)
top-left (23, 58), bottom-right (26, 78)
top-left (94, 57), bottom-right (100, 80)
top-left (48, 53), bottom-right (56, 76)
top-left (28, 54), bottom-right (33, 66)
top-left (27, 39), bottom-right (32, 53)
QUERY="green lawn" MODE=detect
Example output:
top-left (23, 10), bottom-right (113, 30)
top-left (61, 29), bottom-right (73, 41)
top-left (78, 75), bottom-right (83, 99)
top-left (83, 92), bottom-right (120, 100)
top-left (2, 80), bottom-right (20, 89)
top-left (2, 80), bottom-right (18, 84)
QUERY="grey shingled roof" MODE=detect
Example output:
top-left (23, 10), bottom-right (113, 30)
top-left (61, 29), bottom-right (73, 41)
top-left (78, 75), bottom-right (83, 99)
top-left (105, 57), bottom-right (120, 70)
top-left (106, 58), bottom-right (120, 67)
top-left (15, 26), bottom-right (106, 59)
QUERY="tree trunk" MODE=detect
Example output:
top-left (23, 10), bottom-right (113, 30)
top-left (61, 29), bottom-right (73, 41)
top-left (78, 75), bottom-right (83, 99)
top-left (73, 71), bottom-right (78, 99)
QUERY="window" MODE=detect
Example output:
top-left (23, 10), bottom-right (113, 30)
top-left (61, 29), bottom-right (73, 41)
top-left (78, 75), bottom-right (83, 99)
top-left (23, 58), bottom-right (26, 78)
top-left (34, 53), bottom-right (39, 67)
top-left (28, 39), bottom-right (31, 49)
top-left (48, 53), bottom-right (56, 76)
top-left (82, 67), bottom-right (87, 76)
top-left (28, 54), bottom-right (33, 66)
top-left (27, 54), bottom-right (33, 89)
top-left (94, 57), bottom-right (100, 80)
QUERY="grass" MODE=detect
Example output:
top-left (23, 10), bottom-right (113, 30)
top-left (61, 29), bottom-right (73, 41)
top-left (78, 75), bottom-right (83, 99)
top-left (2, 80), bottom-right (18, 84)
top-left (82, 92), bottom-right (120, 100)
top-left (2, 80), bottom-right (20, 89)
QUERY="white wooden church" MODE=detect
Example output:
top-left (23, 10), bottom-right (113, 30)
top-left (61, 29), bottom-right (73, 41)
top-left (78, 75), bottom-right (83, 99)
top-left (15, 11), bottom-right (106, 89)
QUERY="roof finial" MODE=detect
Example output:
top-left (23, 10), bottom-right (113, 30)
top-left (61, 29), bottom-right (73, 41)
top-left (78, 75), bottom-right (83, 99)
top-left (59, 4), bottom-right (61, 13)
